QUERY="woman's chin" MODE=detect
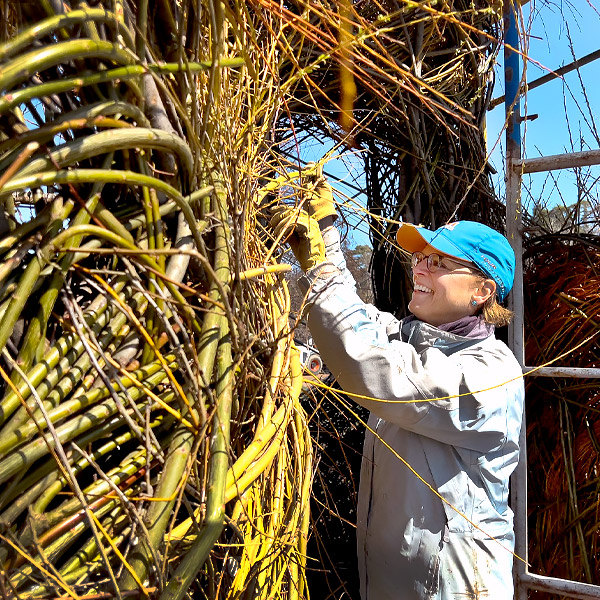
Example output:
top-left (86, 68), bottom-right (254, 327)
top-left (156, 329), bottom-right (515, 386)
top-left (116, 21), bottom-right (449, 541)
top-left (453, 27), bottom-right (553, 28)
top-left (408, 302), bottom-right (427, 322)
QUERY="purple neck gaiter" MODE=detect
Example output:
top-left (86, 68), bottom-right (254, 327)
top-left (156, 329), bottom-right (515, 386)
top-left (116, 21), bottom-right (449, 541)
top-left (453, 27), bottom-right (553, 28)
top-left (437, 315), bottom-right (494, 339)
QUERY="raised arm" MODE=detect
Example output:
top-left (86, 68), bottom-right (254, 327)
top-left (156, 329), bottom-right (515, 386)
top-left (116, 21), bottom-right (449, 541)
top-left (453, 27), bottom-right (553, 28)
top-left (300, 259), bottom-right (524, 454)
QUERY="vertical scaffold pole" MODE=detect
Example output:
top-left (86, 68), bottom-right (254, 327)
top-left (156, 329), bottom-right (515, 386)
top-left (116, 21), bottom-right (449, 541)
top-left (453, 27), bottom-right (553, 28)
top-left (504, 0), bottom-right (524, 363)
top-left (504, 2), bottom-right (528, 600)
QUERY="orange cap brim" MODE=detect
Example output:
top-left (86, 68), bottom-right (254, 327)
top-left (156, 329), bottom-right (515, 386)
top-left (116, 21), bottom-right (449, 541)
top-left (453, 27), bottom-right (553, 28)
top-left (395, 223), bottom-right (428, 252)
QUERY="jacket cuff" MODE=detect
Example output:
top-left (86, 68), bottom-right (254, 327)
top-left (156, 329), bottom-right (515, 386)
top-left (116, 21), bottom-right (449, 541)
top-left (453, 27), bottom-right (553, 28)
top-left (297, 260), bottom-right (343, 296)
top-left (321, 225), bottom-right (341, 256)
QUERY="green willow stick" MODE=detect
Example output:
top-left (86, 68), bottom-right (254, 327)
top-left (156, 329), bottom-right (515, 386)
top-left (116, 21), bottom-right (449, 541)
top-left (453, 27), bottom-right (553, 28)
top-left (1, 117), bottom-right (135, 160)
top-left (46, 407), bottom-right (173, 518)
top-left (93, 205), bottom-right (136, 246)
top-left (29, 452), bottom-right (149, 544)
top-left (0, 283), bottom-right (17, 314)
top-left (148, 185), bottom-right (167, 359)
top-left (0, 116), bottom-right (135, 175)
top-left (24, 514), bottom-right (132, 600)
top-left (0, 357), bottom-right (172, 457)
top-left (0, 411), bottom-right (154, 523)
top-left (21, 566), bottom-right (94, 599)
top-left (13, 158), bottom-right (111, 382)
top-left (159, 204), bottom-right (233, 600)
top-left (0, 39), bottom-right (135, 92)
top-left (0, 59), bottom-right (245, 115)
top-left (27, 447), bottom-right (164, 589)
top-left (125, 200), bottom-right (177, 231)
top-left (10, 497), bottom-right (125, 590)
top-left (0, 457), bottom-right (61, 512)
top-left (138, 156), bottom-right (161, 366)
top-left (0, 299), bottom-right (134, 431)
top-left (30, 415), bottom-right (168, 517)
top-left (38, 419), bottom-right (168, 522)
top-left (6, 100), bottom-right (150, 150)
top-left (0, 237), bottom-right (39, 288)
top-left (39, 321), bottom-right (133, 408)
top-left (125, 186), bottom-right (214, 232)
top-left (50, 222), bottom-right (202, 334)
top-left (118, 420), bottom-right (195, 591)
top-left (18, 475), bottom-right (133, 584)
top-left (200, 0), bottom-right (225, 176)
top-left (0, 208), bottom-right (51, 255)
top-left (42, 319), bottom-right (133, 403)
top-left (0, 281), bottom-right (134, 426)
top-left (0, 7), bottom-right (135, 61)
top-left (0, 412), bottom-right (171, 516)
top-left (80, 6), bottom-right (101, 43)
top-left (4, 330), bottom-right (115, 439)
top-left (159, 320), bottom-right (232, 600)
top-left (0, 470), bottom-right (59, 526)
top-left (121, 191), bottom-right (232, 590)
top-left (0, 198), bottom-right (74, 360)
top-left (1, 172), bottom-right (209, 260)
top-left (151, 188), bottom-right (166, 271)
top-left (17, 128), bottom-right (193, 181)
top-left (60, 515), bottom-right (131, 578)
top-left (183, 207), bottom-right (231, 422)
top-left (119, 193), bottom-right (210, 251)
top-left (136, 0), bottom-right (149, 60)
top-left (0, 363), bottom-right (175, 485)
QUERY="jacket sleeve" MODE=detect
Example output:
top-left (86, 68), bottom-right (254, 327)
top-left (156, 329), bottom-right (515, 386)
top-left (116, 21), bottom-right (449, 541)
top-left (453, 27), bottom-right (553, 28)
top-left (299, 247), bottom-right (524, 454)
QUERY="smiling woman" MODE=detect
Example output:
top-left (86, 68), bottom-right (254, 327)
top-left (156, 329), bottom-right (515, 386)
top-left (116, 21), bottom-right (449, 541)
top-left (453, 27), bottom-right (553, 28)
top-left (272, 182), bottom-right (525, 600)
top-left (399, 221), bottom-right (515, 328)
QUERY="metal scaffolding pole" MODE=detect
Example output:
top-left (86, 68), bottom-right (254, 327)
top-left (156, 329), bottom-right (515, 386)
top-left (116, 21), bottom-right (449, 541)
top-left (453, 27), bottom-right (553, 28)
top-left (504, 1), bottom-right (524, 366)
top-left (505, 2), bottom-right (600, 598)
top-left (504, 3), bottom-right (528, 600)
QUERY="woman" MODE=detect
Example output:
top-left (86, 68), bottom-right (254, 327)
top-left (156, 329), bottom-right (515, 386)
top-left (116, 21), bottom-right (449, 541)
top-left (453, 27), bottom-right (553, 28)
top-left (271, 183), bottom-right (524, 600)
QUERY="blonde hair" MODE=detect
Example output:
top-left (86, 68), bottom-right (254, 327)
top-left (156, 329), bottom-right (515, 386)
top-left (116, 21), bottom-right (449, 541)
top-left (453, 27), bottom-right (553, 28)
top-left (480, 295), bottom-right (513, 327)
top-left (470, 271), bottom-right (514, 327)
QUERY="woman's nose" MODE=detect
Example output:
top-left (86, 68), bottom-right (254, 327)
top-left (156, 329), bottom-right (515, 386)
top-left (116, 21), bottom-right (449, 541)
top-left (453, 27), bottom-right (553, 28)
top-left (412, 257), bottom-right (428, 274)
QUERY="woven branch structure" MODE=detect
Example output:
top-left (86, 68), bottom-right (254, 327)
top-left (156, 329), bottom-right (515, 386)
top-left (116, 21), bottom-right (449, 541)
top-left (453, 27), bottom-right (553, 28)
top-left (524, 235), bottom-right (600, 593)
top-left (278, 0), bottom-right (506, 315)
top-left (2, 1), bottom-right (591, 599)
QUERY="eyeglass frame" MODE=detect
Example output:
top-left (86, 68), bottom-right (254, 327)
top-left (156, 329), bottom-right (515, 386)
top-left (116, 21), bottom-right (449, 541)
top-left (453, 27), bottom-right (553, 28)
top-left (411, 251), bottom-right (484, 276)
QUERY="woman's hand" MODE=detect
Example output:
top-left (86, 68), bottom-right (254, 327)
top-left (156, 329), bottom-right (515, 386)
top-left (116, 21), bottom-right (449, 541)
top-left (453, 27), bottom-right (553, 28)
top-left (270, 206), bottom-right (325, 272)
top-left (305, 178), bottom-right (337, 224)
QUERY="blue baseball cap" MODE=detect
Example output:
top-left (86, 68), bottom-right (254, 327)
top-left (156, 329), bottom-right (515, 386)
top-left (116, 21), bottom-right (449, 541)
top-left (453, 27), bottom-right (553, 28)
top-left (396, 221), bottom-right (515, 302)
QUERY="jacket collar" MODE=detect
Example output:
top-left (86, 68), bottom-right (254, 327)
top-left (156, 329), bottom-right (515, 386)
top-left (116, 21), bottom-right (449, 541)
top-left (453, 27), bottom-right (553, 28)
top-left (399, 316), bottom-right (493, 356)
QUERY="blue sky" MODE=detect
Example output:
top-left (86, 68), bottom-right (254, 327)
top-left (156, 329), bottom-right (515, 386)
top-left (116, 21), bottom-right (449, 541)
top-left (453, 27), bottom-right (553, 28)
top-left (487, 0), bottom-right (600, 218)
top-left (301, 1), bottom-right (600, 246)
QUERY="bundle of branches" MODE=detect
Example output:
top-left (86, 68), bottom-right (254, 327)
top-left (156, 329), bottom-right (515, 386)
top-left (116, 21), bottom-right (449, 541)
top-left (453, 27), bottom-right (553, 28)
top-left (0, 2), bottom-right (323, 598)
top-left (524, 234), bottom-right (600, 595)
top-left (263, 0), bottom-right (506, 315)
top-left (302, 377), bottom-right (368, 600)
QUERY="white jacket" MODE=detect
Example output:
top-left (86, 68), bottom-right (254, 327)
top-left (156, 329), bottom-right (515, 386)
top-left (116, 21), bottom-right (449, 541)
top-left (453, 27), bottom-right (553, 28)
top-left (299, 228), bottom-right (524, 600)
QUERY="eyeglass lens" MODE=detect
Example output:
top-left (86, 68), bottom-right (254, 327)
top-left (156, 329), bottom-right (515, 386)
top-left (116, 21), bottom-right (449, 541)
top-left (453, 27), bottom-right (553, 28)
top-left (411, 251), bottom-right (477, 274)
top-left (411, 252), bottom-right (442, 272)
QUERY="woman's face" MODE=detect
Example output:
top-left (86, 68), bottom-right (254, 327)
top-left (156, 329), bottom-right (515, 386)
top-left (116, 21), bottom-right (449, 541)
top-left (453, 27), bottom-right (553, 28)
top-left (408, 246), bottom-right (489, 326)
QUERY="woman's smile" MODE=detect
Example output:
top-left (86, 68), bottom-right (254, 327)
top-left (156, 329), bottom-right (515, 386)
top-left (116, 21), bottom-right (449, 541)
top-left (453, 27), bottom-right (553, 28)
top-left (413, 283), bottom-right (433, 294)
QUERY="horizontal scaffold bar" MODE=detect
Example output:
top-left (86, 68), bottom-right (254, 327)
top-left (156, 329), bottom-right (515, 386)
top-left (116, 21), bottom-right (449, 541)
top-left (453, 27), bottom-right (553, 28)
top-left (514, 149), bottom-right (600, 173)
top-left (491, 48), bottom-right (600, 109)
top-left (524, 366), bottom-right (600, 378)
top-left (520, 573), bottom-right (600, 600)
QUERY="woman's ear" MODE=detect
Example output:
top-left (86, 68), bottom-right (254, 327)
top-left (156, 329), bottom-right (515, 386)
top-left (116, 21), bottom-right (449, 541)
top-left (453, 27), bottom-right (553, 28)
top-left (472, 279), bottom-right (496, 305)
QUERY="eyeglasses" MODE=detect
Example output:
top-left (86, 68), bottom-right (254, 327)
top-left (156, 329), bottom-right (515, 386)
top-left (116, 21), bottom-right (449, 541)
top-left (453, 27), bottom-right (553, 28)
top-left (411, 251), bottom-right (477, 274)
